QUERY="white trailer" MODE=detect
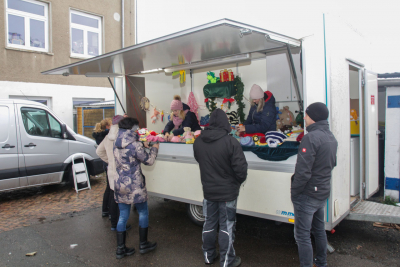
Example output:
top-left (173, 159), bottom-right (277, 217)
top-left (43, 17), bottom-right (400, 232)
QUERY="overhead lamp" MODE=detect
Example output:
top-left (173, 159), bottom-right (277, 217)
top-left (140, 68), bottom-right (163, 74)
top-left (163, 54), bottom-right (251, 73)
top-left (85, 72), bottom-right (123, 78)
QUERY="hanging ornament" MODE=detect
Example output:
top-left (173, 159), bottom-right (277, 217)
top-left (187, 92), bottom-right (199, 121)
top-left (161, 110), bottom-right (164, 122)
top-left (151, 107), bottom-right (160, 124)
top-left (171, 55), bottom-right (186, 84)
top-left (140, 97), bottom-right (150, 111)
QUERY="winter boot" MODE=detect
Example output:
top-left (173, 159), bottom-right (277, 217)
top-left (139, 227), bottom-right (157, 254)
top-left (111, 224), bottom-right (132, 231)
top-left (116, 231), bottom-right (135, 259)
top-left (232, 256), bottom-right (242, 267)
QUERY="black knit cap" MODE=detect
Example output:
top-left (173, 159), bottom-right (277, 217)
top-left (306, 102), bottom-right (329, 122)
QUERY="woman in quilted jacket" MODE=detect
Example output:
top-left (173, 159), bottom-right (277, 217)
top-left (113, 117), bottom-right (159, 259)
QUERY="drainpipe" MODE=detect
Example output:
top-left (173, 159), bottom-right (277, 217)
top-left (121, 0), bottom-right (124, 48)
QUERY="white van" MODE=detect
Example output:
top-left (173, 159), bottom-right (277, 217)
top-left (0, 99), bottom-right (104, 192)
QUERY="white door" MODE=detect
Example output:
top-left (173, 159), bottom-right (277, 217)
top-left (17, 105), bottom-right (69, 186)
top-left (364, 70), bottom-right (379, 198)
top-left (0, 103), bottom-right (21, 191)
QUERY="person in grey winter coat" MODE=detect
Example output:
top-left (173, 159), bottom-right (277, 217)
top-left (194, 108), bottom-right (248, 267)
top-left (113, 117), bottom-right (159, 259)
top-left (291, 102), bottom-right (338, 267)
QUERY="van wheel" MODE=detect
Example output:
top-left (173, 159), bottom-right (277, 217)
top-left (186, 203), bottom-right (205, 227)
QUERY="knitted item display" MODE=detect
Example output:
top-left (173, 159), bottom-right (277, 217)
top-left (265, 131), bottom-right (287, 148)
top-left (240, 136), bottom-right (255, 146)
top-left (187, 92), bottom-right (199, 121)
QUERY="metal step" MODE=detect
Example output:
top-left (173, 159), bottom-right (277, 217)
top-left (346, 200), bottom-right (400, 224)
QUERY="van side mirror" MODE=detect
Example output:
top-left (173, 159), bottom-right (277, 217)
top-left (61, 124), bottom-right (68, 139)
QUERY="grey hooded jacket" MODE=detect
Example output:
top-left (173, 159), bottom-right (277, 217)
top-left (291, 120), bottom-right (338, 201)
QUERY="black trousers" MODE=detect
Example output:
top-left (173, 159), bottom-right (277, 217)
top-left (102, 163), bottom-right (110, 213)
top-left (109, 189), bottom-right (119, 228)
top-left (202, 198), bottom-right (237, 267)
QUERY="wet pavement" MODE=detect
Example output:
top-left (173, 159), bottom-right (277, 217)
top-left (0, 175), bottom-right (399, 267)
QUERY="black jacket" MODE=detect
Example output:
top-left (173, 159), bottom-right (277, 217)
top-left (92, 129), bottom-right (109, 145)
top-left (193, 109), bottom-right (248, 202)
top-left (291, 120), bottom-right (338, 200)
top-left (244, 92), bottom-right (277, 134)
top-left (163, 103), bottom-right (201, 136)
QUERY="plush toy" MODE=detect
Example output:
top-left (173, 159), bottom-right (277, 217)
top-left (207, 71), bottom-right (220, 84)
top-left (186, 138), bottom-right (195, 144)
top-left (151, 108), bottom-right (160, 123)
top-left (183, 127), bottom-right (194, 143)
top-left (147, 135), bottom-right (165, 142)
top-left (295, 111), bottom-right (304, 126)
top-left (278, 106), bottom-right (296, 126)
top-left (171, 136), bottom-right (185, 143)
top-left (138, 128), bottom-right (148, 135)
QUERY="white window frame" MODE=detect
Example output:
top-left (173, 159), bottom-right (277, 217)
top-left (5, 0), bottom-right (49, 52)
top-left (70, 9), bottom-right (102, 59)
top-left (9, 95), bottom-right (52, 109)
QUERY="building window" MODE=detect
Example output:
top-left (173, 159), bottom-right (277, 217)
top-left (6, 0), bottom-right (49, 52)
top-left (70, 10), bottom-right (102, 58)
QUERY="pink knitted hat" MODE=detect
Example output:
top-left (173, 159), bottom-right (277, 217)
top-left (170, 95), bottom-right (183, 110)
top-left (250, 84), bottom-right (264, 99)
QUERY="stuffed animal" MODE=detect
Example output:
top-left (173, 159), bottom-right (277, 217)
top-left (207, 71), bottom-right (220, 84)
top-left (183, 127), bottom-right (194, 143)
top-left (278, 106), bottom-right (296, 126)
top-left (151, 108), bottom-right (160, 124)
top-left (170, 136), bottom-right (183, 143)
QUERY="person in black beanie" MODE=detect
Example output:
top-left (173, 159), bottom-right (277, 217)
top-left (291, 102), bottom-right (338, 267)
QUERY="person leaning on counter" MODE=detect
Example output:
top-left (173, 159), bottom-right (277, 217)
top-left (163, 95), bottom-right (201, 141)
top-left (236, 84), bottom-right (277, 135)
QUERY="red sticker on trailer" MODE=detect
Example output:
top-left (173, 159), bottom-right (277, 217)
top-left (371, 95), bottom-right (375, 105)
top-left (302, 148), bottom-right (306, 153)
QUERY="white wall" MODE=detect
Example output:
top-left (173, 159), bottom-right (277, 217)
top-left (325, 14), bottom-right (374, 223)
top-left (384, 87), bottom-right (400, 201)
top-left (0, 81), bottom-right (115, 129)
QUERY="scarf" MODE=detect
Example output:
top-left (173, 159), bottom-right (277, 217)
top-left (173, 110), bottom-right (189, 129)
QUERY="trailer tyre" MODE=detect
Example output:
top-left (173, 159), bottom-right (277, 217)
top-left (186, 204), bottom-right (205, 227)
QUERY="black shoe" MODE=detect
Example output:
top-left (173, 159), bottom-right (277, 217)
top-left (232, 256), bottom-right (241, 267)
top-left (205, 252), bottom-right (219, 265)
top-left (102, 212), bottom-right (109, 217)
top-left (139, 227), bottom-right (157, 254)
top-left (112, 224), bottom-right (132, 231)
top-left (116, 231), bottom-right (135, 259)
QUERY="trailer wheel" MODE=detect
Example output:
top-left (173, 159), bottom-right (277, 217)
top-left (186, 204), bottom-right (205, 227)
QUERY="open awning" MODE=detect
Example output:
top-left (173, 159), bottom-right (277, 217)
top-left (42, 19), bottom-right (301, 77)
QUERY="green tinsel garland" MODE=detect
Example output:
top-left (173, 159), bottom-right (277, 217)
top-left (234, 77), bottom-right (246, 123)
top-left (208, 97), bottom-right (217, 114)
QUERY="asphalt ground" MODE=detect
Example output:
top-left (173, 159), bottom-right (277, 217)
top-left (0, 175), bottom-right (399, 267)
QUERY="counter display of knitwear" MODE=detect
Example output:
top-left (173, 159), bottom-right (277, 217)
top-left (138, 125), bottom-right (303, 161)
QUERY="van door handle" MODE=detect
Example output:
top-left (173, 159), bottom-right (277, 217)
top-left (2, 144), bottom-right (15, 149)
top-left (24, 143), bottom-right (36, 147)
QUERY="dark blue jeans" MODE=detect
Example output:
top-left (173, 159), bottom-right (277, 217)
top-left (117, 201), bottom-right (149, 232)
top-left (292, 194), bottom-right (327, 267)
